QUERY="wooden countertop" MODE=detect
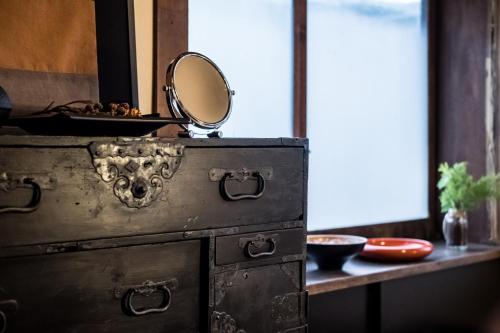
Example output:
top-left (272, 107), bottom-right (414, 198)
top-left (0, 133), bottom-right (308, 147)
top-left (306, 242), bottom-right (500, 295)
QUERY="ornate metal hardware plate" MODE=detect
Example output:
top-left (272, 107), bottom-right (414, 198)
top-left (115, 279), bottom-right (178, 316)
top-left (211, 311), bottom-right (246, 333)
top-left (89, 142), bottom-right (184, 208)
top-left (0, 172), bottom-right (56, 214)
top-left (271, 292), bottom-right (308, 326)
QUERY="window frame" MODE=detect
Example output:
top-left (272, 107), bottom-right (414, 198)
top-left (154, 0), bottom-right (440, 239)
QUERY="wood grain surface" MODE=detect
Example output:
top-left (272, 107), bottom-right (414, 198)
top-left (306, 242), bottom-right (500, 295)
top-left (0, 145), bottom-right (304, 248)
top-left (0, 241), bottom-right (200, 332)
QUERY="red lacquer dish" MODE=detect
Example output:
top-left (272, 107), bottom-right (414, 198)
top-left (359, 238), bottom-right (433, 262)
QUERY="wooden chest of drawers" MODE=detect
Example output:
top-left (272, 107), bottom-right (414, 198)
top-left (0, 136), bottom-right (308, 333)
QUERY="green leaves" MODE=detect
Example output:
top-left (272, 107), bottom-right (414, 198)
top-left (437, 162), bottom-right (500, 212)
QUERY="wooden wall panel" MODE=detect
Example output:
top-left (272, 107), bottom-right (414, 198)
top-left (437, 0), bottom-right (490, 242)
top-left (0, 0), bottom-right (99, 114)
top-left (154, 0), bottom-right (188, 137)
top-left (0, 69), bottom-right (98, 115)
top-left (0, 0), bottom-right (97, 75)
top-left (309, 260), bottom-right (500, 333)
top-left (381, 260), bottom-right (500, 333)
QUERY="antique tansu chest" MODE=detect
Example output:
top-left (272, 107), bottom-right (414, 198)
top-left (0, 135), bottom-right (308, 333)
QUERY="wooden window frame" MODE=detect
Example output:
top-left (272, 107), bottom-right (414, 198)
top-left (153, 0), bottom-right (440, 239)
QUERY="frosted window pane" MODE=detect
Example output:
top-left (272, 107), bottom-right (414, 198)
top-left (307, 0), bottom-right (429, 230)
top-left (189, 0), bottom-right (293, 138)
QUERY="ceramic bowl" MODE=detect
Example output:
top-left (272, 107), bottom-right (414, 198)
top-left (307, 234), bottom-right (367, 270)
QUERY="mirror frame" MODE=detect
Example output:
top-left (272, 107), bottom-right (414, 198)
top-left (165, 52), bottom-right (233, 130)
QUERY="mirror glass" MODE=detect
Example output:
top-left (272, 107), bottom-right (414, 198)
top-left (171, 53), bottom-right (231, 128)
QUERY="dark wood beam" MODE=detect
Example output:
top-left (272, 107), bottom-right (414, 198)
top-left (427, 0), bottom-right (440, 239)
top-left (293, 0), bottom-right (307, 138)
top-left (154, 0), bottom-right (188, 137)
top-left (437, 0), bottom-right (490, 242)
top-left (313, 219), bottom-right (430, 240)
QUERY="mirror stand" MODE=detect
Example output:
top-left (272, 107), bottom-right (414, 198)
top-left (177, 129), bottom-right (223, 138)
top-left (207, 130), bottom-right (223, 138)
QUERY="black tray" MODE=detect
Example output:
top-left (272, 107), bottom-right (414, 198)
top-left (4, 113), bottom-right (190, 136)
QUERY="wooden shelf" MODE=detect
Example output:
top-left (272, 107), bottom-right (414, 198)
top-left (306, 242), bottom-right (500, 295)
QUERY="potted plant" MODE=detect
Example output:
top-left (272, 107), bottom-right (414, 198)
top-left (437, 162), bottom-right (500, 250)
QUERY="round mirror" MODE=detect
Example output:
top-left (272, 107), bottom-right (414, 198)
top-left (165, 52), bottom-right (233, 130)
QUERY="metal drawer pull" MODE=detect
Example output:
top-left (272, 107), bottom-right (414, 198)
top-left (220, 171), bottom-right (266, 201)
top-left (0, 300), bottom-right (19, 333)
top-left (0, 178), bottom-right (42, 214)
top-left (123, 280), bottom-right (174, 316)
top-left (245, 237), bottom-right (277, 258)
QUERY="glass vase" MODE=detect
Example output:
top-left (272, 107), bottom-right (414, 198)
top-left (442, 209), bottom-right (468, 250)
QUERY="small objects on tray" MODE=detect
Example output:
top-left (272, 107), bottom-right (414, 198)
top-left (4, 99), bottom-right (190, 136)
top-left (359, 238), bottom-right (433, 262)
top-left (32, 100), bottom-right (142, 118)
top-left (307, 234), bottom-right (367, 270)
top-left (108, 103), bottom-right (141, 117)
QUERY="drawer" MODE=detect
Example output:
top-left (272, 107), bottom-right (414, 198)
top-left (0, 144), bottom-right (305, 247)
top-left (215, 228), bottom-right (305, 266)
top-left (213, 262), bottom-right (307, 332)
top-left (0, 241), bottom-right (200, 333)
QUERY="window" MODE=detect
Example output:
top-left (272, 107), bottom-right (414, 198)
top-left (307, 0), bottom-right (429, 230)
top-left (189, 0), bottom-right (294, 138)
top-left (187, 0), bottom-right (429, 231)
